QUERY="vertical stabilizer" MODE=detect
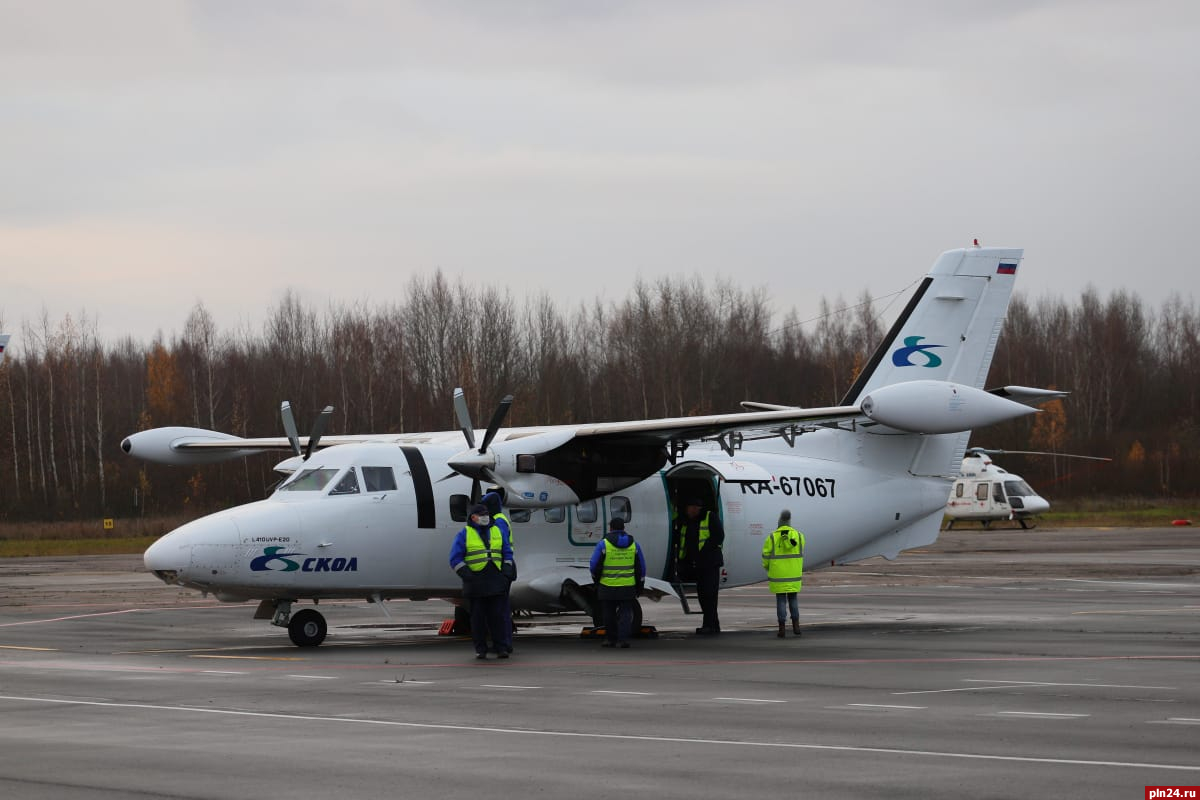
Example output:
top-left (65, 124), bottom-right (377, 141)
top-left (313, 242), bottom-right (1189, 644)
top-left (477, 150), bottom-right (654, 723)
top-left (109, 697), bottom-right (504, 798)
top-left (841, 247), bottom-right (1022, 405)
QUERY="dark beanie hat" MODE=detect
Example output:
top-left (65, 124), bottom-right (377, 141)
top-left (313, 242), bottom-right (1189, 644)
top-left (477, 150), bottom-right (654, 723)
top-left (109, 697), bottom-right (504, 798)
top-left (469, 503), bottom-right (488, 517)
top-left (609, 518), bottom-right (625, 530)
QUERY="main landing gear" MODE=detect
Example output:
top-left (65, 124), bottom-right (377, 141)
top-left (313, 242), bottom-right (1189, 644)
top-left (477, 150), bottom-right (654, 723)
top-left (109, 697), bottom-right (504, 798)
top-left (261, 599), bottom-right (328, 647)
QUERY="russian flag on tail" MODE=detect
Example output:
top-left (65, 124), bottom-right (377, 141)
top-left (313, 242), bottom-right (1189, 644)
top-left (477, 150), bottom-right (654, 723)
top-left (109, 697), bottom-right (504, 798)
top-left (997, 262), bottom-right (1018, 275)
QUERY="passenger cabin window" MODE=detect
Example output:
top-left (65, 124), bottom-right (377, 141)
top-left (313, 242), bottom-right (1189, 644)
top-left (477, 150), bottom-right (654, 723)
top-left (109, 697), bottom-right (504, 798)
top-left (279, 468), bottom-right (339, 492)
top-left (362, 466), bottom-right (397, 492)
top-left (955, 484), bottom-right (964, 499)
top-left (575, 500), bottom-right (598, 523)
top-left (610, 495), bottom-right (632, 522)
top-left (508, 509), bottom-right (531, 523)
top-left (975, 483), bottom-right (989, 501)
top-left (992, 482), bottom-right (1005, 504)
top-left (330, 469), bottom-right (360, 496)
top-left (544, 506), bottom-right (566, 523)
top-left (449, 494), bottom-right (470, 523)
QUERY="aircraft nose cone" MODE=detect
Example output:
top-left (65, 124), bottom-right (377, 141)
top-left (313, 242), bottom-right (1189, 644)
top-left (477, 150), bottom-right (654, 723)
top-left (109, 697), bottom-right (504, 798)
top-left (144, 516), bottom-right (239, 583)
top-left (1026, 496), bottom-right (1051, 515)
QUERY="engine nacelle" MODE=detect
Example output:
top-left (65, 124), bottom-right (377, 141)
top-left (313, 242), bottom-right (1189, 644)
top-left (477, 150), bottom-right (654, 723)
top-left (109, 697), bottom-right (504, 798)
top-left (861, 380), bottom-right (1037, 434)
top-left (121, 427), bottom-right (257, 465)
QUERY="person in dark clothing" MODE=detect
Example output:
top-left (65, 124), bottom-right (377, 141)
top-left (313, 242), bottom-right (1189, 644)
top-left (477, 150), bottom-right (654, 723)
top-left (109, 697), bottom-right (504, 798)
top-left (675, 497), bottom-right (725, 635)
top-left (449, 502), bottom-right (515, 659)
top-left (590, 518), bottom-right (647, 648)
top-left (482, 489), bottom-right (515, 654)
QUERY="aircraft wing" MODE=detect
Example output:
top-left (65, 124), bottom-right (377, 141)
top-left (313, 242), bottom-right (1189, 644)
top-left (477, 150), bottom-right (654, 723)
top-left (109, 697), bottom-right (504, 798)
top-left (565, 404), bottom-right (865, 446)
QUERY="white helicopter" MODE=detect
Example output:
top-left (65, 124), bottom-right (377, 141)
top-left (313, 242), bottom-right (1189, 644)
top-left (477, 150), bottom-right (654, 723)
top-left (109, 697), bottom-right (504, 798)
top-left (945, 447), bottom-right (1110, 530)
top-left (122, 244), bottom-right (1061, 646)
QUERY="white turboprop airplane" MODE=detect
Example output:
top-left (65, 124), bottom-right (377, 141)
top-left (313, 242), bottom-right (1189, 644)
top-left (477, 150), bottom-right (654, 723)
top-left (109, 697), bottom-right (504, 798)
top-left (123, 245), bottom-right (1058, 646)
top-left (945, 447), bottom-right (1111, 529)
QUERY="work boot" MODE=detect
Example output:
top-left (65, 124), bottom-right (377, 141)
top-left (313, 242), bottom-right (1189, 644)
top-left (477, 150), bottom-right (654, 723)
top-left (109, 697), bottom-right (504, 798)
top-left (792, 620), bottom-right (802, 636)
top-left (777, 623), bottom-right (786, 639)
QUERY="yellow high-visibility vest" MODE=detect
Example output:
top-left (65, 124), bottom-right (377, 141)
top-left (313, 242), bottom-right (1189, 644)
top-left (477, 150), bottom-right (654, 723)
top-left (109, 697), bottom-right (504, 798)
top-left (762, 525), bottom-right (804, 593)
top-left (599, 540), bottom-right (637, 587)
top-left (463, 525), bottom-right (503, 572)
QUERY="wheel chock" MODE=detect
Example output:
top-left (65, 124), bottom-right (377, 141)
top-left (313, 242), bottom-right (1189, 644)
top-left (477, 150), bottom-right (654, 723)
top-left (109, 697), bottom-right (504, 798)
top-left (438, 619), bottom-right (456, 636)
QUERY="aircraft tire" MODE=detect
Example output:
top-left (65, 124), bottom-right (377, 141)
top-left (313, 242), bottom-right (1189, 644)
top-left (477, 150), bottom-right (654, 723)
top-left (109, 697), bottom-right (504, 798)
top-left (288, 608), bottom-right (327, 647)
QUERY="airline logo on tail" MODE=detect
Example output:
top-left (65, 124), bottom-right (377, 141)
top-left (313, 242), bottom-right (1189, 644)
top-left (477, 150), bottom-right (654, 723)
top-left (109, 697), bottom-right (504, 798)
top-left (891, 336), bottom-right (945, 368)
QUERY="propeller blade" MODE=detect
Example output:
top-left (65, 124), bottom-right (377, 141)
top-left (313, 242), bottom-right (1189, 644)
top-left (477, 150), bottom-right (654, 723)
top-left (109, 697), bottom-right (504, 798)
top-left (479, 394), bottom-right (513, 454)
top-left (305, 405), bottom-right (334, 460)
top-left (479, 466), bottom-right (518, 500)
top-left (280, 401), bottom-right (301, 457)
top-left (471, 478), bottom-right (482, 505)
top-left (452, 387), bottom-right (476, 450)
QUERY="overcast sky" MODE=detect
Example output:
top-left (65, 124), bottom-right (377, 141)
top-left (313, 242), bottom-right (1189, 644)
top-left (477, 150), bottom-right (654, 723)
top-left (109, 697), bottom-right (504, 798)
top-left (2, 1), bottom-right (1197, 345)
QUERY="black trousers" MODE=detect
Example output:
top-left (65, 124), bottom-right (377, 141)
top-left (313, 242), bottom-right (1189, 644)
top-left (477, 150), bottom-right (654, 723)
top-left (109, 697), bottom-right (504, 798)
top-left (468, 594), bottom-right (509, 655)
top-left (600, 596), bottom-right (636, 643)
top-left (696, 566), bottom-right (721, 631)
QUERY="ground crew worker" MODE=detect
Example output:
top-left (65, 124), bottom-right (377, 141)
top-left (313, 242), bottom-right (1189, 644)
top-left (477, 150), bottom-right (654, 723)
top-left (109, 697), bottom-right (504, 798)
top-left (590, 518), bottom-right (646, 648)
top-left (449, 502), bottom-right (515, 659)
top-left (762, 509), bottom-right (805, 638)
top-left (675, 496), bottom-right (724, 635)
top-left (482, 488), bottom-right (515, 654)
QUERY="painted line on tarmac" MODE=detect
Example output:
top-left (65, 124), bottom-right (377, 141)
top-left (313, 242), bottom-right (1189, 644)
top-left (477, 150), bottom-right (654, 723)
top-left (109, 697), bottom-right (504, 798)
top-left (1072, 608), bottom-right (1197, 615)
top-left (963, 679), bottom-right (1176, 690)
top-left (0, 645), bottom-right (57, 652)
top-left (189, 654), bottom-right (305, 661)
top-left (0, 609), bottom-right (143, 627)
top-left (893, 684), bottom-right (1016, 696)
top-left (480, 685), bottom-right (541, 690)
top-left (714, 697), bottom-right (786, 704)
top-left (2, 694), bottom-right (1197, 773)
top-left (992, 711), bottom-right (1089, 719)
top-left (845, 704), bottom-right (926, 710)
top-left (590, 690), bottom-right (654, 696)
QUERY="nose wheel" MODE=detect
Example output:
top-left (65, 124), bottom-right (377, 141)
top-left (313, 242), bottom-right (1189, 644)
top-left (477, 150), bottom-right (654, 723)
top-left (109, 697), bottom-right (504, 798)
top-left (287, 608), bottom-right (328, 647)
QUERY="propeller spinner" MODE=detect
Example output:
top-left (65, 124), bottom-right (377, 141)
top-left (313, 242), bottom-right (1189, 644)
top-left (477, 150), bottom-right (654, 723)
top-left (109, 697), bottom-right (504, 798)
top-left (446, 388), bottom-right (514, 503)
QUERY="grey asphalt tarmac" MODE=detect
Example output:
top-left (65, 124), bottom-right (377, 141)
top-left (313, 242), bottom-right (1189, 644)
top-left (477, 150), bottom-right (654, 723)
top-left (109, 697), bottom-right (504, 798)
top-left (0, 527), bottom-right (1197, 799)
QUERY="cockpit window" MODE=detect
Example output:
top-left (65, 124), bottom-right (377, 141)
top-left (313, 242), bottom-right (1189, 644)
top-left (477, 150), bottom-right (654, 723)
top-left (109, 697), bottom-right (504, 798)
top-left (279, 468), bottom-right (339, 492)
top-left (330, 469), bottom-right (361, 496)
top-left (362, 466), bottom-right (397, 492)
top-left (1004, 480), bottom-right (1035, 498)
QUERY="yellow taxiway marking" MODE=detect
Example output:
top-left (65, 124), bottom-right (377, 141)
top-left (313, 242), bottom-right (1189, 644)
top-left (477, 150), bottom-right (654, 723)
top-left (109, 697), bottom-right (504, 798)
top-left (0, 645), bottom-right (58, 652)
top-left (189, 654), bottom-right (305, 662)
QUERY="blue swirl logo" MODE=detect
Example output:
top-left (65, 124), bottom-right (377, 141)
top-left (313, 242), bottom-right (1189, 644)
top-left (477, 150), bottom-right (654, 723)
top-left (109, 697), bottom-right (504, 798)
top-left (892, 335), bottom-right (945, 368)
top-left (250, 546), bottom-right (306, 572)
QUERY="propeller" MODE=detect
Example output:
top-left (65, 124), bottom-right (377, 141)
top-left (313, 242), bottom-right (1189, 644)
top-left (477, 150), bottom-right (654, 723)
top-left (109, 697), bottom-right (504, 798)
top-left (280, 401), bottom-right (335, 461)
top-left (446, 388), bottom-right (514, 503)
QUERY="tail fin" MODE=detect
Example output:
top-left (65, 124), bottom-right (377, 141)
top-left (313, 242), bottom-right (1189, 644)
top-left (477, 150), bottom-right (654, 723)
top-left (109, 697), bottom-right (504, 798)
top-left (841, 246), bottom-right (1022, 405)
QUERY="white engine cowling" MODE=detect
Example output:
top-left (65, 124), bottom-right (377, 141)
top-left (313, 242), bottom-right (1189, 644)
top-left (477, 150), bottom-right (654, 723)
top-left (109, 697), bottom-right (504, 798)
top-left (121, 427), bottom-right (257, 465)
top-left (861, 380), bottom-right (1037, 434)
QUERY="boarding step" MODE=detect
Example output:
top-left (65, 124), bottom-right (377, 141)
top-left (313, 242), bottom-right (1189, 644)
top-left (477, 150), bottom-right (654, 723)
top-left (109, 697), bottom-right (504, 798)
top-left (671, 582), bottom-right (702, 614)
